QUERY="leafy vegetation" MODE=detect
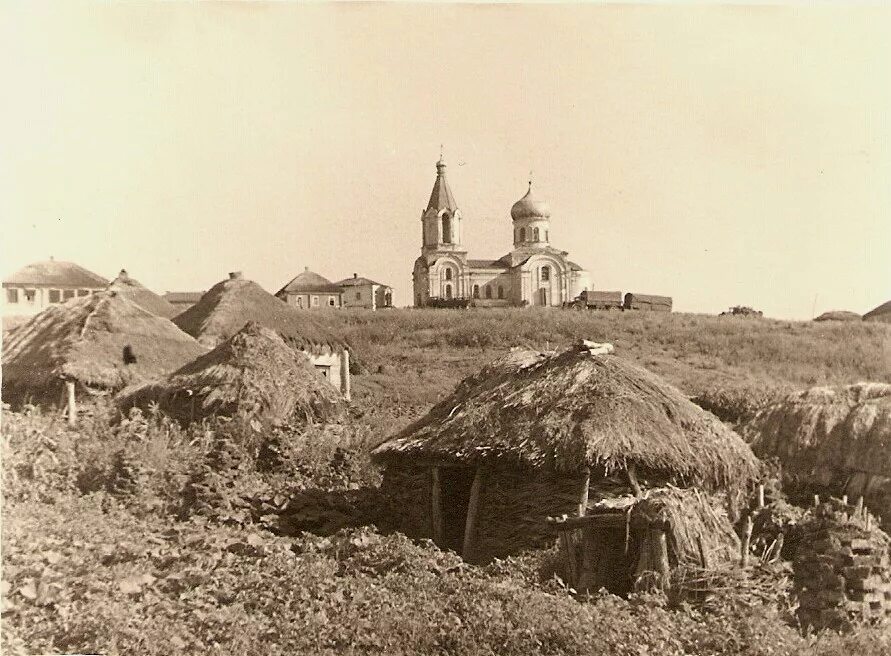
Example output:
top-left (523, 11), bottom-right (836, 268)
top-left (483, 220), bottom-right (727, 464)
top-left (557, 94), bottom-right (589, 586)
top-left (3, 308), bottom-right (890, 654)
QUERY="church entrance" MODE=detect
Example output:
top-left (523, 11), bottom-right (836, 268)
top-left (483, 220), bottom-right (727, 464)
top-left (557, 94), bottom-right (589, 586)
top-left (538, 287), bottom-right (549, 306)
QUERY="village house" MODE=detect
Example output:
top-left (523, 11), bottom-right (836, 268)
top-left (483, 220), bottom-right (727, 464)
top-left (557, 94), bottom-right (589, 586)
top-left (276, 268), bottom-right (343, 309)
top-left (412, 157), bottom-right (591, 307)
top-left (335, 274), bottom-right (393, 310)
top-left (162, 291), bottom-right (204, 314)
top-left (2, 258), bottom-right (108, 319)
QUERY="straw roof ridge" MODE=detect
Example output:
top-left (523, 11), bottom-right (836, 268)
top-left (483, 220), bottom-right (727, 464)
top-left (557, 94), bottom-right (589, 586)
top-left (372, 343), bottom-right (760, 491)
top-left (2, 291), bottom-right (206, 404)
top-left (118, 321), bottom-right (342, 426)
top-left (172, 277), bottom-right (347, 352)
top-left (108, 271), bottom-right (178, 318)
top-left (741, 382), bottom-right (891, 478)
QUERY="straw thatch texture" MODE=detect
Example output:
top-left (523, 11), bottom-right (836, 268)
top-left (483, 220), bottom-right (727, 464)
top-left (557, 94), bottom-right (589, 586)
top-left (631, 486), bottom-right (740, 568)
top-left (373, 344), bottom-right (759, 492)
top-left (2, 291), bottom-right (206, 405)
top-left (742, 383), bottom-right (891, 479)
top-left (107, 270), bottom-right (178, 318)
top-left (118, 322), bottom-right (342, 427)
top-left (863, 300), bottom-right (891, 324)
top-left (172, 277), bottom-right (346, 353)
top-left (813, 310), bottom-right (861, 322)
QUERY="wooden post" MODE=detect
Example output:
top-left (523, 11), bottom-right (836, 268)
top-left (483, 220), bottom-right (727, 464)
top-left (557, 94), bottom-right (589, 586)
top-left (559, 530), bottom-right (579, 589)
top-left (654, 530), bottom-right (670, 590)
top-left (757, 484), bottom-right (765, 508)
top-left (66, 380), bottom-right (77, 428)
top-left (626, 465), bottom-right (642, 497)
top-left (771, 533), bottom-right (784, 562)
top-left (813, 494), bottom-right (820, 507)
top-left (431, 466), bottom-right (443, 547)
top-left (340, 349), bottom-right (351, 401)
top-left (462, 466), bottom-right (484, 561)
top-left (855, 495), bottom-right (864, 518)
top-left (578, 468), bottom-right (590, 517)
top-left (842, 494), bottom-right (848, 506)
top-left (697, 535), bottom-right (711, 569)
top-left (740, 515), bottom-right (753, 567)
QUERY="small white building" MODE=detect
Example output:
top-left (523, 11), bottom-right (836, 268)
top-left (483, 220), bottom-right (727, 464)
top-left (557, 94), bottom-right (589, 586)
top-left (2, 258), bottom-right (109, 319)
top-left (276, 268), bottom-right (344, 310)
top-left (336, 274), bottom-right (393, 310)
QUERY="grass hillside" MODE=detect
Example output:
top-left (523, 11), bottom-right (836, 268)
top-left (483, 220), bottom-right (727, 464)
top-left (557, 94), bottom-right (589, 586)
top-left (312, 308), bottom-right (890, 427)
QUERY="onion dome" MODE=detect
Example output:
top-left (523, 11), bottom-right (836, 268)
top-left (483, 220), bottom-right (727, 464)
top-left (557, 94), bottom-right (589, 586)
top-left (510, 182), bottom-right (551, 221)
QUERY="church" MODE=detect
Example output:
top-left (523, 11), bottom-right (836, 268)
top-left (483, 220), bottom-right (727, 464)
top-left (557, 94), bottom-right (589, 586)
top-left (412, 156), bottom-right (591, 307)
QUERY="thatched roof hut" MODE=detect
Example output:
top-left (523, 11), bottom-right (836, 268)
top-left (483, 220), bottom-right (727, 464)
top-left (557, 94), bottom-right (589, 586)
top-left (372, 342), bottom-right (758, 566)
top-left (173, 273), bottom-right (346, 352)
top-left (118, 322), bottom-right (342, 427)
top-left (2, 290), bottom-right (206, 406)
top-left (549, 486), bottom-right (740, 594)
top-left (813, 310), bottom-right (862, 322)
top-left (863, 300), bottom-right (891, 324)
top-left (741, 383), bottom-right (891, 501)
top-left (107, 269), bottom-right (178, 319)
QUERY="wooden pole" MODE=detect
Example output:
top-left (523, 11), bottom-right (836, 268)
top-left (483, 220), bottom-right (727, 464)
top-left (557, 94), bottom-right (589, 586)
top-left (813, 494), bottom-right (820, 507)
top-left (757, 484), bottom-right (765, 508)
top-left (578, 468), bottom-right (590, 517)
top-left (654, 529), bottom-right (670, 590)
top-left (626, 465), bottom-right (642, 497)
top-left (66, 380), bottom-right (77, 428)
top-left (740, 515), bottom-right (753, 567)
top-left (697, 535), bottom-right (711, 569)
top-left (462, 466), bottom-right (484, 561)
top-left (431, 466), bottom-right (443, 547)
top-left (340, 349), bottom-right (351, 401)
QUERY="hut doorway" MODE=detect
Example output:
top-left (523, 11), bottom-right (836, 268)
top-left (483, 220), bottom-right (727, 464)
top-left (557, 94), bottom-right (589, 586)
top-left (437, 466), bottom-right (476, 553)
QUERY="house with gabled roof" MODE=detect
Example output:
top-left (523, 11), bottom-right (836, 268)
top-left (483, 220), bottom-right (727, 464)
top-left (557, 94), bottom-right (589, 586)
top-left (335, 273), bottom-right (393, 310)
top-left (2, 258), bottom-right (109, 319)
top-left (275, 267), bottom-right (344, 310)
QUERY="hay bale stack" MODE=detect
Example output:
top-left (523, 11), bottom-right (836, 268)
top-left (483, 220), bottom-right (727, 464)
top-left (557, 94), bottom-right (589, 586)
top-left (107, 269), bottom-right (178, 318)
top-left (2, 291), bottom-right (206, 406)
top-left (813, 310), bottom-right (862, 322)
top-left (374, 342), bottom-right (759, 492)
top-left (172, 274), bottom-right (346, 352)
top-left (793, 500), bottom-right (891, 630)
top-left (118, 322), bottom-right (342, 427)
top-left (742, 383), bottom-right (891, 528)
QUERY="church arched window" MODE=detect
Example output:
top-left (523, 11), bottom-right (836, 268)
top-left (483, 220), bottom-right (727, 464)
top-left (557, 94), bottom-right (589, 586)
top-left (541, 265), bottom-right (551, 282)
top-left (445, 284), bottom-right (453, 300)
top-left (442, 214), bottom-right (452, 244)
top-left (497, 285), bottom-right (504, 299)
top-left (533, 227), bottom-right (540, 241)
top-left (445, 268), bottom-right (453, 281)
top-left (545, 230), bottom-right (549, 242)
top-left (519, 227), bottom-right (526, 242)
top-left (485, 285), bottom-right (492, 299)
top-left (473, 284), bottom-right (480, 299)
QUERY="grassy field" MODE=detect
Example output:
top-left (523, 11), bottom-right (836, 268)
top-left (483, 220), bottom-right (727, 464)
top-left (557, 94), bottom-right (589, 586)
top-left (3, 308), bottom-right (890, 654)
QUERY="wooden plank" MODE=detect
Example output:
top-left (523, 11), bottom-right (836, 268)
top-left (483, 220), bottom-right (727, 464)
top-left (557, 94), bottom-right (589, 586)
top-left (431, 466), bottom-right (443, 546)
top-left (559, 530), bottom-right (578, 588)
top-left (462, 466), bottom-right (484, 561)
top-left (741, 515), bottom-right (753, 567)
top-left (697, 535), bottom-right (710, 569)
top-left (66, 380), bottom-right (77, 428)
top-left (578, 468), bottom-right (590, 517)
top-left (578, 526), bottom-right (596, 593)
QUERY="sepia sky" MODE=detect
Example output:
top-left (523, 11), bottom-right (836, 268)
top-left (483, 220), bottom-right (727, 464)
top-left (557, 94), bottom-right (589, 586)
top-left (2, 2), bottom-right (889, 319)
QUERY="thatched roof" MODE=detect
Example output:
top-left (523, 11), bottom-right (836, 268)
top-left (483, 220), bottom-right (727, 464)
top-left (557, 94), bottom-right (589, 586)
top-left (276, 268), bottom-right (342, 295)
top-left (172, 275), bottom-right (347, 352)
top-left (372, 343), bottom-right (760, 491)
top-left (107, 270), bottom-right (178, 318)
top-left (863, 300), bottom-right (891, 324)
top-left (3, 259), bottom-right (108, 288)
top-left (741, 383), bottom-right (891, 478)
top-left (813, 310), bottom-right (861, 322)
top-left (2, 291), bottom-right (206, 405)
top-left (118, 322), bottom-right (342, 427)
